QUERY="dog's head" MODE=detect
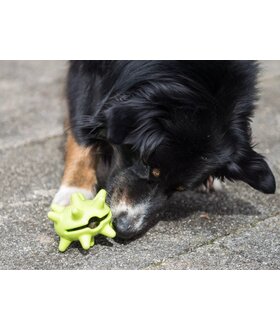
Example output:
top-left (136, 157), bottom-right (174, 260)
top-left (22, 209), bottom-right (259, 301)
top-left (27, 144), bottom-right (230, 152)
top-left (91, 61), bottom-right (276, 238)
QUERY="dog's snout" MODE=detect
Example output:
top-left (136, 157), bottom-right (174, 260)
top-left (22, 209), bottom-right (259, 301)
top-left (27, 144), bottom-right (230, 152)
top-left (113, 212), bottom-right (136, 240)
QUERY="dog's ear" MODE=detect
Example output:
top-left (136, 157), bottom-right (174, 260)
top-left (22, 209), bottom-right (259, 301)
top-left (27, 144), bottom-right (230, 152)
top-left (105, 106), bottom-right (135, 144)
top-left (224, 149), bottom-right (276, 194)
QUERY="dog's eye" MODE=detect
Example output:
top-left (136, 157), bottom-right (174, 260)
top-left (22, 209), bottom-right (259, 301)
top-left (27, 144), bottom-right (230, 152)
top-left (151, 168), bottom-right (161, 177)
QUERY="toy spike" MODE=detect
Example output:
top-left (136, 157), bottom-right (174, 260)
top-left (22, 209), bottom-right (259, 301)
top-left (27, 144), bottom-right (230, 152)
top-left (79, 234), bottom-right (92, 250)
top-left (90, 237), bottom-right (95, 247)
top-left (59, 237), bottom-right (72, 252)
top-left (51, 204), bottom-right (64, 213)
top-left (94, 189), bottom-right (106, 208)
top-left (71, 207), bottom-right (82, 219)
top-left (77, 192), bottom-right (86, 200)
top-left (101, 224), bottom-right (116, 238)
top-left (70, 192), bottom-right (84, 205)
top-left (48, 211), bottom-right (60, 223)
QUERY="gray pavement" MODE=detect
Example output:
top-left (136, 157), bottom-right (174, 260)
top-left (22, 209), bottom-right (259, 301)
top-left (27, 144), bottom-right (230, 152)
top-left (0, 61), bottom-right (279, 269)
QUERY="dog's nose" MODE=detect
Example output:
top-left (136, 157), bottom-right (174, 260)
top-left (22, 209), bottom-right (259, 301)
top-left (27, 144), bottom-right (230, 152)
top-left (113, 212), bottom-right (135, 240)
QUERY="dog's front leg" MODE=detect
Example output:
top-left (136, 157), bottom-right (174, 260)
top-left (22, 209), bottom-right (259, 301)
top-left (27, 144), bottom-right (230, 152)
top-left (53, 130), bottom-right (97, 206)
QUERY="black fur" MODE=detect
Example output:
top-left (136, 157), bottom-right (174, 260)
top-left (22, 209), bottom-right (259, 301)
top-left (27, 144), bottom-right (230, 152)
top-left (67, 61), bottom-right (276, 239)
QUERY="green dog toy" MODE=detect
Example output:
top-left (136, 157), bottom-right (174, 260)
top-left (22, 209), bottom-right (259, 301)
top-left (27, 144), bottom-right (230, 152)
top-left (48, 189), bottom-right (116, 252)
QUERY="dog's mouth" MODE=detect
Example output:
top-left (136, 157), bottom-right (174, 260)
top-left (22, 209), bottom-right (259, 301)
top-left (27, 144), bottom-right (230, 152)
top-left (66, 214), bottom-right (108, 232)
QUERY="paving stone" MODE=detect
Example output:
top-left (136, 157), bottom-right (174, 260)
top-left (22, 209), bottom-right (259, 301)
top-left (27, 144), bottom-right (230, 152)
top-left (260, 60), bottom-right (280, 80)
top-left (146, 216), bottom-right (280, 270)
top-left (0, 61), bottom-right (67, 150)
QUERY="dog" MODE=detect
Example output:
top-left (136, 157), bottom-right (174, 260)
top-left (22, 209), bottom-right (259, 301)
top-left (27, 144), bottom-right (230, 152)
top-left (53, 60), bottom-right (276, 239)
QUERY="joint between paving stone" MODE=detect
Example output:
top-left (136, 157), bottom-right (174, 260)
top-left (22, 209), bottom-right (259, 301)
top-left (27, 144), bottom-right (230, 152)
top-left (0, 133), bottom-right (64, 153)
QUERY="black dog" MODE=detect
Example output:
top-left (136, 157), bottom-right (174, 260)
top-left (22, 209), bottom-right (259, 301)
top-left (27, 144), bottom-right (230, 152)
top-left (53, 61), bottom-right (276, 239)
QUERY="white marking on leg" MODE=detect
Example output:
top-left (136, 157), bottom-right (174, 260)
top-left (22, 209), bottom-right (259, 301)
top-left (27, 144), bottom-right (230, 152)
top-left (197, 178), bottom-right (224, 193)
top-left (212, 178), bottom-right (224, 191)
top-left (52, 185), bottom-right (95, 206)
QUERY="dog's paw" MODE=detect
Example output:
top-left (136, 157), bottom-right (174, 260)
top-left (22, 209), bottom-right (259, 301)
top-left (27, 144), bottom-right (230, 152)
top-left (196, 177), bottom-right (224, 193)
top-left (52, 185), bottom-right (95, 206)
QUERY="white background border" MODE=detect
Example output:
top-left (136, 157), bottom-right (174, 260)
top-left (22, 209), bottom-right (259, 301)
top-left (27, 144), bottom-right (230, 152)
top-left (0, 271), bottom-right (279, 329)
top-left (0, 0), bottom-right (279, 328)
top-left (0, 0), bottom-right (280, 59)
